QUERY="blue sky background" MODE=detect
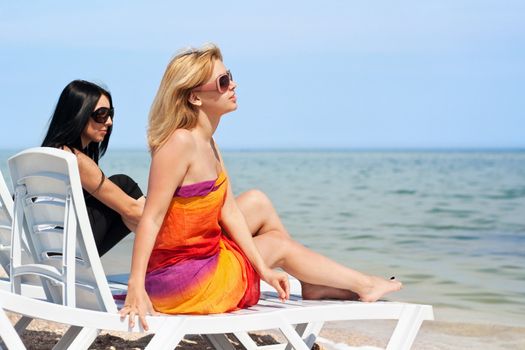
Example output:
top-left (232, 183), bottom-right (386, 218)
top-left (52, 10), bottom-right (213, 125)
top-left (0, 1), bottom-right (523, 150)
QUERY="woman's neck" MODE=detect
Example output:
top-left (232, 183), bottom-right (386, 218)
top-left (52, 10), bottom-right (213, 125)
top-left (195, 111), bottom-right (220, 141)
top-left (80, 135), bottom-right (90, 149)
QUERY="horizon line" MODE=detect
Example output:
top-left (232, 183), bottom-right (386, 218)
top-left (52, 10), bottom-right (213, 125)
top-left (1, 147), bottom-right (524, 153)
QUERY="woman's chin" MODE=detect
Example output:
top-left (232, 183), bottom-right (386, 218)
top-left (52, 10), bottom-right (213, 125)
top-left (222, 105), bottom-right (237, 115)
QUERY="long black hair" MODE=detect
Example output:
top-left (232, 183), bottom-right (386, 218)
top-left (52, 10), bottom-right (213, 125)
top-left (42, 80), bottom-right (114, 164)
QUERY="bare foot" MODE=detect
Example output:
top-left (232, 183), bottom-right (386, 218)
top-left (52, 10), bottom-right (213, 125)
top-left (357, 276), bottom-right (402, 302)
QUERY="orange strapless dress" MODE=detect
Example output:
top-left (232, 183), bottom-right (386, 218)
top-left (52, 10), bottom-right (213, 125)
top-left (145, 171), bottom-right (260, 314)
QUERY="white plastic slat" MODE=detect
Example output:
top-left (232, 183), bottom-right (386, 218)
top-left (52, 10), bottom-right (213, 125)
top-left (25, 199), bottom-right (66, 226)
top-left (18, 174), bottom-right (69, 198)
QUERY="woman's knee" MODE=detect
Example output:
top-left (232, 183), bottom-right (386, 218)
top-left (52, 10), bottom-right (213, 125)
top-left (108, 174), bottom-right (143, 199)
top-left (237, 189), bottom-right (273, 213)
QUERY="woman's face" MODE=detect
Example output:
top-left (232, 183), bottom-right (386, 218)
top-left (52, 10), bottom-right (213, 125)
top-left (81, 94), bottom-right (112, 148)
top-left (196, 59), bottom-right (237, 117)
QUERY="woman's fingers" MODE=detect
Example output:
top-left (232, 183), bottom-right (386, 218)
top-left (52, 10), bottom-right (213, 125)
top-left (281, 275), bottom-right (290, 300)
top-left (119, 305), bottom-right (128, 320)
top-left (273, 282), bottom-right (285, 301)
top-left (271, 274), bottom-right (289, 302)
top-left (118, 288), bottom-right (156, 330)
top-left (119, 303), bottom-right (150, 330)
top-left (119, 304), bottom-right (134, 325)
top-left (129, 310), bottom-right (136, 328)
top-left (139, 312), bottom-right (149, 331)
top-left (280, 275), bottom-right (290, 301)
top-left (263, 269), bottom-right (290, 302)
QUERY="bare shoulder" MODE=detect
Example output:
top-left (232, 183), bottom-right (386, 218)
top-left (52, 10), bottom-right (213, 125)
top-left (59, 146), bottom-right (98, 172)
top-left (165, 129), bottom-right (195, 150)
top-left (154, 129), bottom-right (196, 166)
top-left (73, 150), bottom-right (97, 169)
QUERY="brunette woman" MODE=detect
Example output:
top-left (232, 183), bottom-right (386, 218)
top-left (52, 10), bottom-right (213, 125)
top-left (42, 80), bottom-right (145, 256)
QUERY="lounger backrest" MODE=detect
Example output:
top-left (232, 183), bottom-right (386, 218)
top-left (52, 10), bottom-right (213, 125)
top-left (1, 170), bottom-right (41, 288)
top-left (8, 147), bottom-right (117, 312)
top-left (0, 170), bottom-right (14, 275)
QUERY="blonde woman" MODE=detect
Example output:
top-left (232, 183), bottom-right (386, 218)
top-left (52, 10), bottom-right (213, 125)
top-left (120, 44), bottom-right (402, 329)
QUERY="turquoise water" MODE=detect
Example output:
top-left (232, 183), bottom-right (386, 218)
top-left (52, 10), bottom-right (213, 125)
top-left (2, 149), bottom-right (524, 325)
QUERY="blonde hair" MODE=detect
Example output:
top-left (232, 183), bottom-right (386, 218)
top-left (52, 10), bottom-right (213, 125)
top-left (148, 43), bottom-right (223, 152)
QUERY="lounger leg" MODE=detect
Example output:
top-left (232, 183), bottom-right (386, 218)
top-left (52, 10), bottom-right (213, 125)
top-left (205, 334), bottom-right (237, 350)
top-left (52, 326), bottom-right (99, 350)
top-left (14, 317), bottom-right (32, 334)
top-left (234, 331), bottom-right (297, 350)
top-left (289, 322), bottom-right (324, 350)
top-left (386, 305), bottom-right (426, 350)
top-left (231, 321), bottom-right (324, 350)
top-left (145, 320), bottom-right (187, 350)
top-left (278, 321), bottom-right (311, 350)
top-left (0, 307), bottom-right (26, 350)
top-left (232, 332), bottom-right (258, 350)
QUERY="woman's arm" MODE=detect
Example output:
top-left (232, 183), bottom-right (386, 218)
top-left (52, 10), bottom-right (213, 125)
top-left (215, 143), bottom-right (289, 301)
top-left (120, 130), bottom-right (195, 330)
top-left (73, 150), bottom-right (143, 229)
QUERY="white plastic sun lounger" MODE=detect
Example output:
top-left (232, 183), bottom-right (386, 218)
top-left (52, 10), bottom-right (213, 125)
top-left (1, 168), bottom-right (132, 300)
top-left (0, 147), bottom-right (433, 350)
top-left (0, 169), bottom-right (14, 277)
top-left (0, 170), bottom-right (44, 300)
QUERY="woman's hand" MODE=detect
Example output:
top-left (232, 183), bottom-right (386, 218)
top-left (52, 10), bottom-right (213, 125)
top-left (119, 282), bottom-right (157, 331)
top-left (261, 268), bottom-right (290, 302)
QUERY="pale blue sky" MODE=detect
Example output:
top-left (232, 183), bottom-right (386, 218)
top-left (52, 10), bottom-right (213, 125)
top-left (1, 1), bottom-right (523, 150)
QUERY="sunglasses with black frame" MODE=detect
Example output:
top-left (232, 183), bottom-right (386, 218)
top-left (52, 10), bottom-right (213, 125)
top-left (90, 107), bottom-right (114, 124)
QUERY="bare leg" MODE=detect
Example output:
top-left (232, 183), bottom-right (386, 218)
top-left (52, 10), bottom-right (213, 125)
top-left (236, 189), bottom-right (290, 238)
top-left (236, 190), bottom-right (337, 298)
top-left (300, 283), bottom-right (359, 300)
top-left (235, 190), bottom-right (401, 301)
top-left (253, 230), bottom-right (402, 302)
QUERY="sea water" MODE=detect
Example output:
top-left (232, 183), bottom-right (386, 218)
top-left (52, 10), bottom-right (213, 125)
top-left (1, 149), bottom-right (524, 326)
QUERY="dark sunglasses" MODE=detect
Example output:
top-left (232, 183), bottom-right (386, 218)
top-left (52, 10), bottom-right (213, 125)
top-left (90, 107), bottom-right (114, 123)
top-left (193, 70), bottom-right (233, 93)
